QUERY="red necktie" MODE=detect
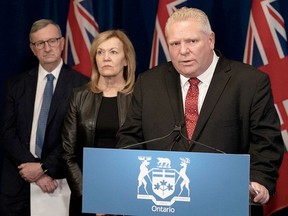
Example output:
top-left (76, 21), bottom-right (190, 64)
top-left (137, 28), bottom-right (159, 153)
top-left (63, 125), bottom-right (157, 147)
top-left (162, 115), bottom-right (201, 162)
top-left (185, 78), bottom-right (200, 140)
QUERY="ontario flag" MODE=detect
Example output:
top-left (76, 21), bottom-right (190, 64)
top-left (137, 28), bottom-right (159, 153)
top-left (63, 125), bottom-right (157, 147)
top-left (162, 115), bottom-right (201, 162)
top-left (149, 0), bottom-right (187, 68)
top-left (243, 0), bottom-right (288, 215)
top-left (63, 0), bottom-right (99, 77)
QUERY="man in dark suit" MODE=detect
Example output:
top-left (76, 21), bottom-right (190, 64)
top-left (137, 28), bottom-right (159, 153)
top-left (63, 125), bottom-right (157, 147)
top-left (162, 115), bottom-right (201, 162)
top-left (117, 7), bottom-right (284, 215)
top-left (0, 19), bottom-right (89, 215)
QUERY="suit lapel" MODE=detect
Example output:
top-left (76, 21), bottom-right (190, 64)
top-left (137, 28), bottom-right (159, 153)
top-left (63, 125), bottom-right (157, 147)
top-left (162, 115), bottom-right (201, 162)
top-left (47, 66), bottom-right (70, 124)
top-left (193, 57), bottom-right (231, 139)
top-left (164, 63), bottom-right (185, 126)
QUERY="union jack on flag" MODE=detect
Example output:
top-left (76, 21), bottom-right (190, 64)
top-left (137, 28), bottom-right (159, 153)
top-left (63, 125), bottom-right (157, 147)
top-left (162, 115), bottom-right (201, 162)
top-left (243, 0), bottom-right (288, 215)
top-left (149, 0), bottom-right (187, 68)
top-left (63, 0), bottom-right (99, 77)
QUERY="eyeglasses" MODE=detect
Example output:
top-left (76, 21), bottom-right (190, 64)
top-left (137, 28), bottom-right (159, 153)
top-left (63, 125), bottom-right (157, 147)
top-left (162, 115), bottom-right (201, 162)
top-left (31, 37), bottom-right (62, 49)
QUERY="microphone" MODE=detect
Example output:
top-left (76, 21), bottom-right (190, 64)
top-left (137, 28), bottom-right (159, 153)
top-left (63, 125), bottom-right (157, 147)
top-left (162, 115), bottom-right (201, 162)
top-left (168, 122), bottom-right (184, 151)
top-left (169, 123), bottom-right (226, 154)
top-left (120, 124), bottom-right (182, 149)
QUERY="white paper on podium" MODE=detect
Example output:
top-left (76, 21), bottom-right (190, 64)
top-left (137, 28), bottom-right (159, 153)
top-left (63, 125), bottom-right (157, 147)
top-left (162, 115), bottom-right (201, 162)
top-left (31, 178), bottom-right (71, 216)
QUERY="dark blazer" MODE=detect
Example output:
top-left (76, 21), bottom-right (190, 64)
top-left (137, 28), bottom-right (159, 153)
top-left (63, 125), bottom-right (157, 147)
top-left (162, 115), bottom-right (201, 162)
top-left (117, 53), bottom-right (284, 195)
top-left (0, 64), bottom-right (89, 197)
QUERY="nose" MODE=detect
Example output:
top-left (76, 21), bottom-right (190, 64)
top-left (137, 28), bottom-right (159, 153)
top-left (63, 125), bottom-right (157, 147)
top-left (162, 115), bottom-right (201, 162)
top-left (179, 43), bottom-right (190, 55)
top-left (43, 41), bottom-right (52, 51)
top-left (103, 52), bottom-right (111, 61)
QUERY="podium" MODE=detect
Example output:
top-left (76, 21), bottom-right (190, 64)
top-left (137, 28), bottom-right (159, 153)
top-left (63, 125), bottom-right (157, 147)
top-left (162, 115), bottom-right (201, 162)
top-left (83, 148), bottom-right (250, 216)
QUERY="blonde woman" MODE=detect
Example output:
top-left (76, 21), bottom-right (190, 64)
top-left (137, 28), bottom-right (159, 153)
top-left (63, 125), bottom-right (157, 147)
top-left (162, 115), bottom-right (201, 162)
top-left (62, 29), bottom-right (136, 216)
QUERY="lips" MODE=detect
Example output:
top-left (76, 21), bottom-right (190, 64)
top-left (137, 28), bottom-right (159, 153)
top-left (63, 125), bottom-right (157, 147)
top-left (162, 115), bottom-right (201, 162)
top-left (181, 59), bottom-right (194, 62)
top-left (180, 60), bottom-right (195, 66)
top-left (102, 65), bottom-right (112, 69)
top-left (44, 54), bottom-right (56, 58)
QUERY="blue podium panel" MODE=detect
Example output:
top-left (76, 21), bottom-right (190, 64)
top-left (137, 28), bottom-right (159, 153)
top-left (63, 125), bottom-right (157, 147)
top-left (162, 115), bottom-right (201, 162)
top-left (83, 148), bottom-right (250, 216)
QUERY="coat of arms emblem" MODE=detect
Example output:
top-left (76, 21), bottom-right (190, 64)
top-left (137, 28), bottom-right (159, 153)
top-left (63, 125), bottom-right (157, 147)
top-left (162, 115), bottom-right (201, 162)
top-left (137, 156), bottom-right (191, 206)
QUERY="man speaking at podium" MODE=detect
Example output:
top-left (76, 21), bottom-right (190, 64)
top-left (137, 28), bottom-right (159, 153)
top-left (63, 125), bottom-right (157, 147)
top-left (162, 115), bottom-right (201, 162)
top-left (117, 7), bottom-right (284, 215)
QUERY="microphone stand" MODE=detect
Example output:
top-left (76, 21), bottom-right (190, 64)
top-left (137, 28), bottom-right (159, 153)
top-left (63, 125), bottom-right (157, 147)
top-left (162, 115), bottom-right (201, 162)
top-left (120, 125), bottom-right (181, 149)
top-left (179, 129), bottom-right (226, 154)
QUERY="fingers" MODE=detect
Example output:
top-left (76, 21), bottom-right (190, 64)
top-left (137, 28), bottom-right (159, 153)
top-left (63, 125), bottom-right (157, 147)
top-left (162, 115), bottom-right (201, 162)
top-left (19, 170), bottom-right (30, 182)
top-left (39, 183), bottom-right (57, 193)
top-left (38, 184), bottom-right (54, 193)
top-left (36, 175), bottom-right (58, 193)
top-left (43, 182), bottom-right (57, 193)
top-left (53, 179), bottom-right (59, 188)
top-left (249, 182), bottom-right (270, 205)
top-left (18, 162), bottom-right (43, 182)
top-left (18, 163), bottom-right (25, 169)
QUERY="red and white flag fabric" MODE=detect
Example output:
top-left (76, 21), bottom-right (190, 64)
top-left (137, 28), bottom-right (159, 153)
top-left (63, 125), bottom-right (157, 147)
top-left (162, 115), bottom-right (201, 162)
top-left (243, 0), bottom-right (288, 215)
top-left (149, 0), bottom-right (187, 68)
top-left (63, 0), bottom-right (99, 77)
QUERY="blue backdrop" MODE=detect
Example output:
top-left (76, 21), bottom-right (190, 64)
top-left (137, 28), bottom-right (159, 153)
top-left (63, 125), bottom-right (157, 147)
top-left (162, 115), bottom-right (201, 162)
top-left (0, 0), bottom-right (287, 113)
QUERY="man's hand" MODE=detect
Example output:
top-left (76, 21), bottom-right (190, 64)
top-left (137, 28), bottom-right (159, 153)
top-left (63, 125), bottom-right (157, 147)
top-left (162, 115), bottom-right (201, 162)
top-left (249, 181), bottom-right (270, 205)
top-left (35, 174), bottom-right (58, 193)
top-left (18, 162), bottom-right (44, 182)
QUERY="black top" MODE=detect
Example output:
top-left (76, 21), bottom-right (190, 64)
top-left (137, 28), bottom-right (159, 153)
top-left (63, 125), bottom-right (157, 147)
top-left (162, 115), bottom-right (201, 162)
top-left (94, 96), bottom-right (119, 148)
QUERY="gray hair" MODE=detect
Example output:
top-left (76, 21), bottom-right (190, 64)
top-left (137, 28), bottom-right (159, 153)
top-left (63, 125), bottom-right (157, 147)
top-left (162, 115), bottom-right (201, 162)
top-left (29, 19), bottom-right (62, 41)
top-left (165, 7), bottom-right (212, 37)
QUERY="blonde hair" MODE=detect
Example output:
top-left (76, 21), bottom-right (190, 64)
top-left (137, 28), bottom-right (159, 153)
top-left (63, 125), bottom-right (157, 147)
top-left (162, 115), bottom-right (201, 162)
top-left (30, 19), bottom-right (62, 41)
top-left (165, 7), bottom-right (212, 37)
top-left (89, 29), bottom-right (136, 94)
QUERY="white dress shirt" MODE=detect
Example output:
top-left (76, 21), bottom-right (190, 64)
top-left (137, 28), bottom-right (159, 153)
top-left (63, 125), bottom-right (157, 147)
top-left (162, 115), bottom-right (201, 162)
top-left (29, 60), bottom-right (62, 157)
top-left (180, 51), bottom-right (219, 113)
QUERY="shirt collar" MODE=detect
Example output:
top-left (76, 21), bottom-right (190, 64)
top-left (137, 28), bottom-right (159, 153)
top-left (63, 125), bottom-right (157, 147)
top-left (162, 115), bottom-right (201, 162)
top-left (180, 51), bottom-right (219, 88)
top-left (38, 59), bottom-right (63, 81)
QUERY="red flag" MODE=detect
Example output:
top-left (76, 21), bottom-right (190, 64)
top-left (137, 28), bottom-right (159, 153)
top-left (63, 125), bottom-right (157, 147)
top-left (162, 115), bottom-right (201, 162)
top-left (243, 0), bottom-right (288, 215)
top-left (63, 0), bottom-right (99, 77)
top-left (149, 0), bottom-right (187, 68)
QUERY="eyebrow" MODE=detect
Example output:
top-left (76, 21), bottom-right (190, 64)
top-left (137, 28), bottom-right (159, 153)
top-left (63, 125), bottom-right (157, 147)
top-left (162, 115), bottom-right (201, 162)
top-left (97, 47), bottom-right (119, 50)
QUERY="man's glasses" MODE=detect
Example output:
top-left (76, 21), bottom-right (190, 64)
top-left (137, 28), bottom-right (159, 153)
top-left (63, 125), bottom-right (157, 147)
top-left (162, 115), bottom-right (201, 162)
top-left (31, 37), bottom-right (62, 50)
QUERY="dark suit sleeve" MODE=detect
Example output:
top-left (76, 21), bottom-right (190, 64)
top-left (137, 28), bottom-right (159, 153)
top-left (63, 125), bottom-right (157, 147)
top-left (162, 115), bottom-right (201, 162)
top-left (117, 64), bottom-right (183, 150)
top-left (249, 73), bottom-right (284, 195)
top-left (117, 73), bottom-right (145, 148)
top-left (2, 77), bottom-right (37, 165)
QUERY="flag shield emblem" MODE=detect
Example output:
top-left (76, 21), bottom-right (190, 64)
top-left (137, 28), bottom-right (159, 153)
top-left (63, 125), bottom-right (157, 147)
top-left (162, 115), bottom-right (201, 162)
top-left (152, 169), bottom-right (176, 199)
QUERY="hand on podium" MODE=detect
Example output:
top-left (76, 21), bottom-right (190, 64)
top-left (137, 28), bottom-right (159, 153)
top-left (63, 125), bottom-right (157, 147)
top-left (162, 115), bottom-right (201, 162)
top-left (250, 182), bottom-right (270, 205)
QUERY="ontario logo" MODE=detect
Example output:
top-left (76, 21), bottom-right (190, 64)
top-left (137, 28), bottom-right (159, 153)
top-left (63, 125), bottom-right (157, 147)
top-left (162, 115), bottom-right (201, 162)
top-left (137, 156), bottom-right (191, 212)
